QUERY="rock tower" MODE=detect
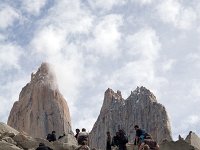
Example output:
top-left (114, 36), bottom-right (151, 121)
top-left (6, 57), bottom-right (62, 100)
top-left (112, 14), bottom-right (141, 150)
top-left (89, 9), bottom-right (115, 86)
top-left (7, 63), bottom-right (72, 138)
top-left (89, 86), bottom-right (172, 149)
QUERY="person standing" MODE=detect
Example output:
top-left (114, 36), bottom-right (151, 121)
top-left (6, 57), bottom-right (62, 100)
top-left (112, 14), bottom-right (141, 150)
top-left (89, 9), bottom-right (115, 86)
top-left (106, 131), bottom-right (112, 150)
top-left (112, 132), bottom-right (120, 148)
top-left (118, 129), bottom-right (128, 150)
top-left (75, 128), bottom-right (80, 139)
top-left (36, 143), bottom-right (52, 150)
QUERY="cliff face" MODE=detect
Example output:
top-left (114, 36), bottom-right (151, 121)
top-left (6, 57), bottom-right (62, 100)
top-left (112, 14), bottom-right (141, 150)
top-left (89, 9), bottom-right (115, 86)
top-left (89, 86), bottom-right (172, 150)
top-left (7, 63), bottom-right (72, 138)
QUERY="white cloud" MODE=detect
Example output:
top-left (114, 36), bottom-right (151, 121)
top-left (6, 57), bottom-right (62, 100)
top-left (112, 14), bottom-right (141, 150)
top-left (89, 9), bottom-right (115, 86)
top-left (183, 115), bottom-right (200, 127)
top-left (88, 0), bottom-right (127, 11)
top-left (162, 59), bottom-right (176, 72)
top-left (106, 27), bottom-right (166, 98)
top-left (131, 0), bottom-right (153, 5)
top-left (0, 43), bottom-right (22, 70)
top-left (31, 26), bottom-right (66, 56)
top-left (85, 14), bottom-right (123, 57)
top-left (21, 0), bottom-right (47, 15)
top-left (156, 0), bottom-right (197, 29)
top-left (44, 0), bottom-right (93, 34)
top-left (0, 33), bottom-right (6, 41)
top-left (125, 27), bottom-right (161, 60)
top-left (0, 4), bottom-right (19, 29)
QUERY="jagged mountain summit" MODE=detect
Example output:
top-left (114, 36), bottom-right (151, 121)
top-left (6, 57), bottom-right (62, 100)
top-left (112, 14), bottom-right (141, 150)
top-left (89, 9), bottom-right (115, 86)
top-left (7, 63), bottom-right (72, 138)
top-left (89, 86), bottom-right (172, 150)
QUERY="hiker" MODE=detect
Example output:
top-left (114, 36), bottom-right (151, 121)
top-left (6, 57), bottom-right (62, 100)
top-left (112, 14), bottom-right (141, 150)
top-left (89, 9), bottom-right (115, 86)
top-left (106, 131), bottom-right (112, 150)
top-left (112, 132), bottom-right (120, 148)
top-left (75, 128), bottom-right (80, 139)
top-left (76, 140), bottom-right (90, 150)
top-left (77, 128), bottom-right (89, 145)
top-left (118, 129), bottom-right (128, 150)
top-left (134, 125), bottom-right (147, 146)
top-left (47, 131), bottom-right (57, 142)
top-left (58, 133), bottom-right (66, 139)
top-left (36, 143), bottom-right (52, 150)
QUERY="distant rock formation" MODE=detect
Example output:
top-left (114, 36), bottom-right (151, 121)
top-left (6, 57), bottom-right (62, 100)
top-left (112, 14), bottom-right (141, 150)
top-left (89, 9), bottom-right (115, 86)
top-left (185, 131), bottom-right (200, 149)
top-left (7, 63), bottom-right (72, 138)
top-left (160, 131), bottom-right (200, 150)
top-left (89, 86), bottom-right (172, 150)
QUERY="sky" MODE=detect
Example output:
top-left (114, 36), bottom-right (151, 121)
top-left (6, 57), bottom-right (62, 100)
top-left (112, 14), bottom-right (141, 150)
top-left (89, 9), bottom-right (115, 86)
top-left (1, 0), bottom-right (200, 140)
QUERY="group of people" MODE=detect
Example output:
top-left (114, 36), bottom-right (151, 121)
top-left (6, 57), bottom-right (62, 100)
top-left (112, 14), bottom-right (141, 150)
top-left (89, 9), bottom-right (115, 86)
top-left (74, 128), bottom-right (90, 150)
top-left (106, 125), bottom-right (159, 150)
top-left (36, 131), bottom-right (66, 150)
top-left (36, 125), bottom-right (159, 150)
top-left (106, 129), bottom-right (128, 150)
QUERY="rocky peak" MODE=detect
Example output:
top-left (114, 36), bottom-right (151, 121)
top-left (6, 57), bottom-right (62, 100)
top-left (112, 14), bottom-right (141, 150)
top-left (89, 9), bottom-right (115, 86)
top-left (8, 63), bottom-right (72, 138)
top-left (130, 86), bottom-right (157, 103)
top-left (31, 62), bottom-right (57, 87)
top-left (101, 88), bottom-right (123, 112)
top-left (89, 87), bottom-right (172, 150)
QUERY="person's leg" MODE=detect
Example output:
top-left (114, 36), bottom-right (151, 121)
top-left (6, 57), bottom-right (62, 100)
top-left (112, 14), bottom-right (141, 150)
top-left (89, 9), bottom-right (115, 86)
top-left (139, 143), bottom-right (144, 150)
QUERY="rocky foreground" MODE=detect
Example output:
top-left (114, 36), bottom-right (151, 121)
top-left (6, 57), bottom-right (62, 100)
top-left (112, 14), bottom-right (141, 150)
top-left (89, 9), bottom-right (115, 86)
top-left (1, 122), bottom-right (200, 150)
top-left (0, 122), bottom-right (77, 150)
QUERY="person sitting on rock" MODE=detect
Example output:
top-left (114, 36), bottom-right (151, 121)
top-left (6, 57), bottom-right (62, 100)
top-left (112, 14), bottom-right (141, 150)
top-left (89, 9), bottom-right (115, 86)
top-left (51, 131), bottom-right (57, 141)
top-left (78, 128), bottom-right (89, 145)
top-left (47, 131), bottom-right (57, 142)
top-left (36, 143), bottom-right (52, 150)
top-left (134, 125), bottom-right (147, 146)
top-left (76, 140), bottom-right (90, 150)
top-left (75, 128), bottom-right (80, 139)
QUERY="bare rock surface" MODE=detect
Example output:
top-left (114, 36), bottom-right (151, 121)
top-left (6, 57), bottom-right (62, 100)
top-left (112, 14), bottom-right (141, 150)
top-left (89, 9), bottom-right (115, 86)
top-left (0, 141), bottom-right (22, 150)
top-left (0, 122), bottom-right (78, 150)
top-left (0, 122), bottom-right (19, 136)
top-left (7, 62), bottom-right (72, 138)
top-left (185, 131), bottom-right (200, 149)
top-left (160, 139), bottom-right (198, 150)
top-left (89, 86), bottom-right (172, 150)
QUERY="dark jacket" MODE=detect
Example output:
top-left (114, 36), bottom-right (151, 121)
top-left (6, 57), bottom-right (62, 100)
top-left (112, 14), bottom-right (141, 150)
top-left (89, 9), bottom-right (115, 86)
top-left (36, 145), bottom-right (52, 150)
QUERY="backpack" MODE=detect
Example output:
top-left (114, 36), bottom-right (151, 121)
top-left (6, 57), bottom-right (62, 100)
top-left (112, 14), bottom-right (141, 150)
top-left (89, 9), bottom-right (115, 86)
top-left (47, 134), bottom-right (52, 142)
top-left (78, 135), bottom-right (88, 145)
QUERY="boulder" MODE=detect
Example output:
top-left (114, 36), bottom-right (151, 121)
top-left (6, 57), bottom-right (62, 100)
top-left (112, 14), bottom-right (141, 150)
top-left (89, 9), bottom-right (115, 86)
top-left (160, 139), bottom-right (198, 150)
top-left (0, 140), bottom-right (22, 150)
top-left (0, 122), bottom-right (19, 136)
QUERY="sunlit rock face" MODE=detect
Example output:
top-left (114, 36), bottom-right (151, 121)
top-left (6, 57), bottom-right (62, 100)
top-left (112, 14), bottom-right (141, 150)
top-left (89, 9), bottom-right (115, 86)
top-left (7, 63), bottom-right (72, 138)
top-left (89, 86), bottom-right (172, 150)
